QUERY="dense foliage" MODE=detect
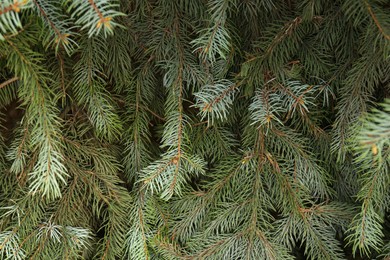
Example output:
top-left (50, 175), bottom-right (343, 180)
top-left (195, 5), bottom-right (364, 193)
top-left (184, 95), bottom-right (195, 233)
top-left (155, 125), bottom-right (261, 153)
top-left (0, 0), bottom-right (389, 259)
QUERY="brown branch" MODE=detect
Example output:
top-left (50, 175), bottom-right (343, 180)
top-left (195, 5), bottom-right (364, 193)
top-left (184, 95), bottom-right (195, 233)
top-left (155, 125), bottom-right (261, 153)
top-left (32, 0), bottom-right (59, 34)
top-left (0, 6), bottom-right (12, 15)
top-left (192, 120), bottom-right (208, 127)
top-left (124, 102), bottom-right (165, 121)
top-left (137, 197), bottom-right (149, 259)
top-left (0, 77), bottom-right (19, 89)
top-left (86, 0), bottom-right (113, 29)
top-left (0, 2), bottom-right (18, 15)
top-left (88, 0), bottom-right (104, 20)
top-left (265, 17), bottom-right (303, 56)
top-left (167, 16), bottom-right (186, 196)
top-left (365, 1), bottom-right (390, 41)
top-left (57, 54), bottom-right (66, 99)
top-left (202, 83), bottom-right (240, 112)
top-left (142, 160), bottom-right (176, 185)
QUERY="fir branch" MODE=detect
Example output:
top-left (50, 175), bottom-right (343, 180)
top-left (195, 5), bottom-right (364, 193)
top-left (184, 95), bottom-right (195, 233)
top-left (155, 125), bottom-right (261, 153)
top-left (0, 0), bottom-right (30, 40)
top-left (332, 51), bottom-right (388, 161)
top-left (193, 80), bottom-right (239, 125)
top-left (192, 0), bottom-right (235, 63)
top-left (72, 37), bottom-right (123, 141)
top-left (31, 0), bottom-right (77, 55)
top-left (122, 61), bottom-right (155, 180)
top-left (68, 0), bottom-right (124, 37)
top-left (346, 100), bottom-right (390, 256)
top-left (4, 36), bottom-right (67, 200)
top-left (140, 15), bottom-right (206, 200)
top-left (124, 191), bottom-right (152, 260)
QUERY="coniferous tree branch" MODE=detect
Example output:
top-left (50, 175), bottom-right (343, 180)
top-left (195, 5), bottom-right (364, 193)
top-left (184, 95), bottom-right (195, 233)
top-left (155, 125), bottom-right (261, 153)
top-left (31, 0), bottom-right (77, 55)
top-left (1, 34), bottom-right (67, 201)
top-left (67, 0), bottom-right (124, 37)
top-left (192, 0), bottom-right (236, 63)
top-left (72, 36), bottom-right (123, 141)
top-left (0, 1), bottom-right (388, 259)
top-left (0, 0), bottom-right (30, 40)
top-left (346, 100), bottom-right (390, 256)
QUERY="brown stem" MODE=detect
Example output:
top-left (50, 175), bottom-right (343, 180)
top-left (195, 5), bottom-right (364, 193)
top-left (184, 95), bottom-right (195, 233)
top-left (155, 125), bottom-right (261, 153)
top-left (365, 1), bottom-right (390, 41)
top-left (0, 77), bottom-right (19, 89)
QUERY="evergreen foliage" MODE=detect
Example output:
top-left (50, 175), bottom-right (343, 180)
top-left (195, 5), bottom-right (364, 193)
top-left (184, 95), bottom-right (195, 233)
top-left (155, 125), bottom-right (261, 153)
top-left (0, 0), bottom-right (389, 259)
